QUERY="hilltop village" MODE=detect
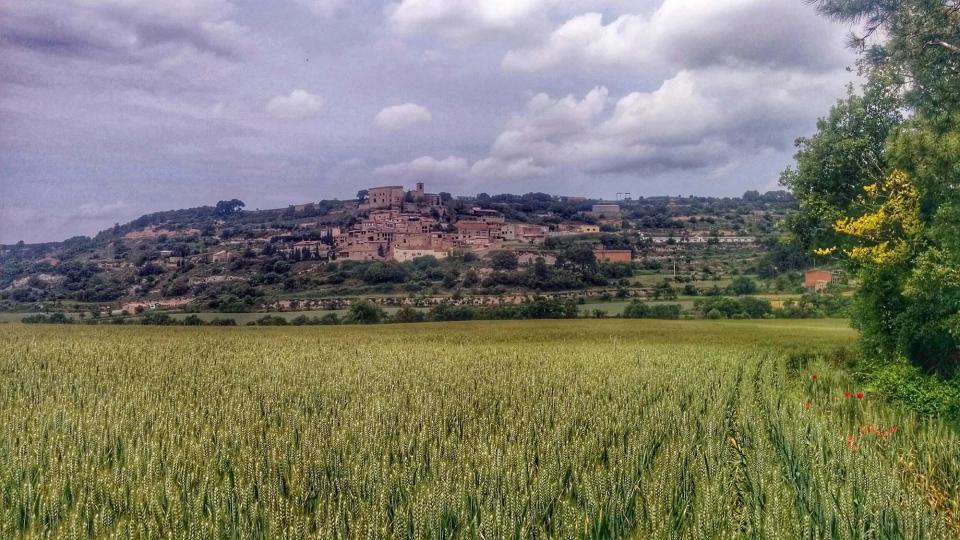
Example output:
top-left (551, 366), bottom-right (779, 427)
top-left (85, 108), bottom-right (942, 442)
top-left (1, 184), bottom-right (834, 317)
top-left (271, 182), bottom-right (757, 264)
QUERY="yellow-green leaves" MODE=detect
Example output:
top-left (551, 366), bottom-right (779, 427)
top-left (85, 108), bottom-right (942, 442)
top-left (832, 170), bottom-right (922, 265)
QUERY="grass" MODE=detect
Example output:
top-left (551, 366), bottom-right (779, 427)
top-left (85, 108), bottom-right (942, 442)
top-left (1, 319), bottom-right (957, 538)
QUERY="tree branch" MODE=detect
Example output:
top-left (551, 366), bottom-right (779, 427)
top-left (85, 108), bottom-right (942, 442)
top-left (927, 40), bottom-right (960, 54)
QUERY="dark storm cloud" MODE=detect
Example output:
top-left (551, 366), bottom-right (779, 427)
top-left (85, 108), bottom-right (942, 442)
top-left (0, 0), bottom-right (247, 64)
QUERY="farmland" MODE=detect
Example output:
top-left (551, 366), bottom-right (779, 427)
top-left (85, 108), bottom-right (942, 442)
top-left (1, 320), bottom-right (958, 538)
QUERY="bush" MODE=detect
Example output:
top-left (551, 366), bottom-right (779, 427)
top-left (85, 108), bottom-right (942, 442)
top-left (345, 302), bottom-right (385, 324)
top-left (362, 263), bottom-right (407, 285)
top-left (867, 362), bottom-right (960, 420)
top-left (428, 304), bottom-right (476, 322)
top-left (622, 300), bottom-right (681, 320)
top-left (255, 315), bottom-right (288, 326)
top-left (142, 311), bottom-right (178, 325)
top-left (728, 276), bottom-right (758, 295)
top-left (695, 296), bottom-right (772, 319)
top-left (319, 313), bottom-right (340, 325)
top-left (393, 306), bottom-right (426, 323)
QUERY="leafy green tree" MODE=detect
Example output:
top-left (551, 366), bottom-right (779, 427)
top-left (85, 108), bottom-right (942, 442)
top-left (728, 276), bottom-right (758, 296)
top-left (490, 251), bottom-right (518, 271)
top-left (214, 199), bottom-right (245, 217)
top-left (345, 301), bottom-right (385, 324)
top-left (651, 280), bottom-right (676, 300)
top-left (557, 244), bottom-right (597, 275)
top-left (792, 1), bottom-right (960, 377)
top-left (393, 306), bottom-right (425, 323)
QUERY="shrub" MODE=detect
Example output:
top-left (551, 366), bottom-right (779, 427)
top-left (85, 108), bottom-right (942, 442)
top-left (623, 300), bottom-right (681, 320)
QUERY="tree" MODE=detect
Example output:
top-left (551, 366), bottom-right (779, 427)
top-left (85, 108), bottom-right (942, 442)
top-left (490, 251), bottom-right (518, 271)
top-left (356, 189), bottom-right (369, 203)
top-left (462, 269), bottom-right (480, 288)
top-left (345, 301), bottom-right (385, 324)
top-left (728, 276), bottom-right (758, 296)
top-left (793, 1), bottom-right (960, 378)
top-left (214, 199), bottom-right (245, 216)
top-left (393, 306), bottom-right (425, 323)
top-left (651, 280), bottom-right (676, 300)
top-left (557, 244), bottom-right (597, 274)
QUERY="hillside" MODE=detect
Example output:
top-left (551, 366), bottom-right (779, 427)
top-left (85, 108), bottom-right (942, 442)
top-left (0, 186), bottom-right (811, 315)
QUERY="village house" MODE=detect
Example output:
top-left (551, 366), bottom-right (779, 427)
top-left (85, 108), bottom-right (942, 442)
top-left (590, 204), bottom-right (621, 220)
top-left (361, 186), bottom-right (406, 210)
top-left (409, 182), bottom-right (442, 206)
top-left (285, 241), bottom-right (330, 259)
top-left (500, 223), bottom-right (548, 244)
top-left (804, 269), bottom-right (838, 291)
top-left (209, 250), bottom-right (234, 263)
top-left (392, 247), bottom-right (449, 262)
top-left (337, 243), bottom-right (383, 261)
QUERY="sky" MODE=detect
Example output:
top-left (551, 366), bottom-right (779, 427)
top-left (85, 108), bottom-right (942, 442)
top-left (0, 0), bottom-right (859, 244)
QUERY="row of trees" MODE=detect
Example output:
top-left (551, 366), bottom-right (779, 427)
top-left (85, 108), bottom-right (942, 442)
top-left (785, 0), bottom-right (959, 414)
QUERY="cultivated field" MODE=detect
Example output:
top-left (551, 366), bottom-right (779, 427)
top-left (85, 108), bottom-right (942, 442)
top-left (1, 320), bottom-right (958, 538)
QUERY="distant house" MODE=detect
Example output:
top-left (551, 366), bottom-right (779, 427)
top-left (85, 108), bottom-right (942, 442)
top-left (593, 248), bottom-right (632, 263)
top-left (590, 204), bottom-right (621, 220)
top-left (361, 186), bottom-right (406, 210)
top-left (210, 250), bottom-right (234, 263)
top-left (337, 243), bottom-right (383, 261)
top-left (576, 224), bottom-right (600, 234)
top-left (290, 241), bottom-right (330, 259)
top-left (804, 269), bottom-right (837, 291)
top-left (392, 247), bottom-right (448, 262)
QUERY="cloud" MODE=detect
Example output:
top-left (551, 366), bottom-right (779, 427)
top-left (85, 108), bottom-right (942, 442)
top-left (265, 89), bottom-right (324, 119)
top-left (375, 63), bottom-right (848, 183)
top-left (386, 0), bottom-right (549, 42)
top-left (374, 103), bottom-right (432, 131)
top-left (66, 200), bottom-right (129, 221)
top-left (292, 0), bottom-right (345, 17)
top-left (0, 0), bottom-right (248, 63)
top-left (375, 155), bottom-right (470, 180)
top-left (471, 66), bottom-right (848, 179)
top-left (503, 0), bottom-right (848, 72)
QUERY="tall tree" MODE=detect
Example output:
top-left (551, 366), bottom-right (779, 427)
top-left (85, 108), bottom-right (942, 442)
top-left (791, 0), bottom-right (960, 375)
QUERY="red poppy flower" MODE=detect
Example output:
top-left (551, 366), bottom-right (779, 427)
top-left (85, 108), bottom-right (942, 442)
top-left (844, 391), bottom-right (852, 399)
top-left (856, 392), bottom-right (864, 399)
top-left (804, 401), bottom-right (812, 409)
top-left (811, 373), bottom-right (818, 381)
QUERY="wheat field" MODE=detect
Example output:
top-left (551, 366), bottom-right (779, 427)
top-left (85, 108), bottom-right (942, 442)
top-left (0, 320), bottom-right (957, 538)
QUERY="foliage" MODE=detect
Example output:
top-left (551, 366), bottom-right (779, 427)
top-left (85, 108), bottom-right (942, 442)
top-left (141, 311), bottom-right (177, 325)
top-left (791, 2), bottom-right (960, 386)
top-left (621, 300), bottom-right (681, 320)
top-left (214, 199), bottom-right (245, 217)
top-left (695, 296), bottom-right (773, 320)
top-left (728, 276), bottom-right (758, 296)
top-left (489, 251), bottom-right (518, 271)
top-left (344, 301), bottom-right (386, 324)
top-left (393, 306), bottom-right (426, 323)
